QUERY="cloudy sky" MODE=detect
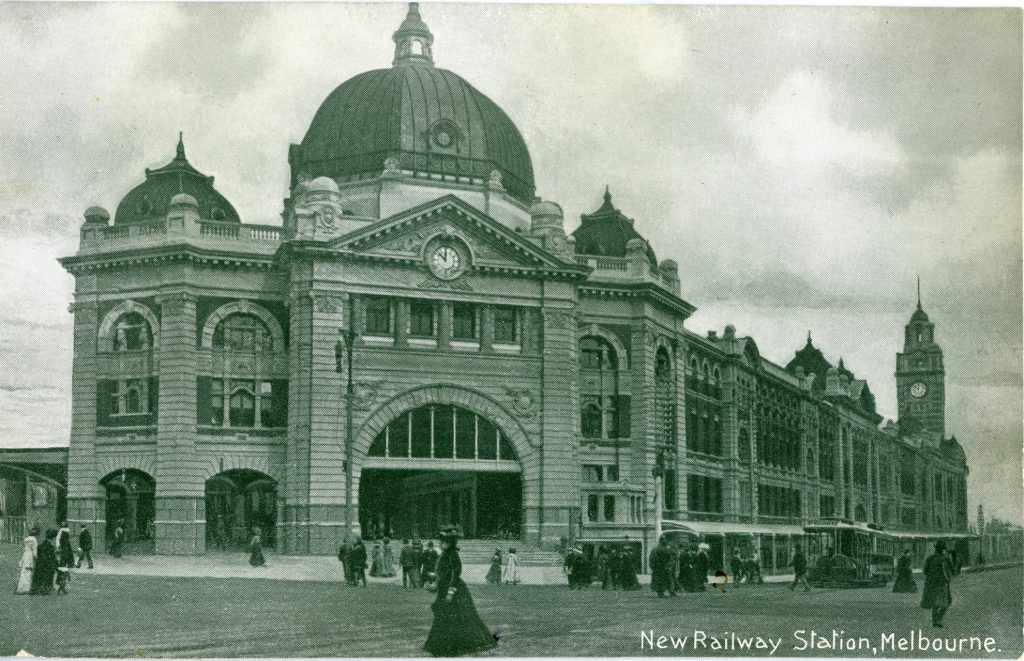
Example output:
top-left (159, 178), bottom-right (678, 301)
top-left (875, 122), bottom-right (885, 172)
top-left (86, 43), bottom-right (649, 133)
top-left (0, 3), bottom-right (1020, 522)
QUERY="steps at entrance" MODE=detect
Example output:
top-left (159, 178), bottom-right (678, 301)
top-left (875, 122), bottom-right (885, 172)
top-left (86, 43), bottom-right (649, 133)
top-left (453, 539), bottom-right (564, 568)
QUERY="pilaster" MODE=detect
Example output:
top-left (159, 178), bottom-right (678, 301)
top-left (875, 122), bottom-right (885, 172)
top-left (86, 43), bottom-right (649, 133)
top-left (155, 290), bottom-right (204, 554)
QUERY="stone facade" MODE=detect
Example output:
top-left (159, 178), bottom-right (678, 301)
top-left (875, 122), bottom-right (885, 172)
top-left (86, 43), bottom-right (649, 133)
top-left (58, 4), bottom-right (967, 560)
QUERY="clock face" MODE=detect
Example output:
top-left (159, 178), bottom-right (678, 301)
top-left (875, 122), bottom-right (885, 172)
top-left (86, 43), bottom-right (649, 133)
top-left (910, 382), bottom-right (927, 398)
top-left (430, 245), bottom-right (463, 280)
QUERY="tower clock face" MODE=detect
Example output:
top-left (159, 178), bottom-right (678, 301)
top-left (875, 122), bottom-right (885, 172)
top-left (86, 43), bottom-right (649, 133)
top-left (429, 245), bottom-right (463, 280)
top-left (910, 382), bottom-right (928, 398)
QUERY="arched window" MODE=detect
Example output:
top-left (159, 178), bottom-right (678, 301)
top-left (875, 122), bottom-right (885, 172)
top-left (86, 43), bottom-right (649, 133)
top-left (113, 312), bottom-right (152, 352)
top-left (410, 39), bottom-right (424, 55)
top-left (581, 402), bottom-right (603, 438)
top-left (124, 382), bottom-right (143, 414)
top-left (579, 336), bottom-right (617, 370)
top-left (229, 387), bottom-right (256, 427)
top-left (214, 314), bottom-right (273, 353)
top-left (368, 404), bottom-right (518, 462)
top-left (655, 347), bottom-right (672, 381)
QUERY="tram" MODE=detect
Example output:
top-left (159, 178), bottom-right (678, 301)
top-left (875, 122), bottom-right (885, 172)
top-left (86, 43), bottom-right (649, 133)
top-left (805, 521), bottom-right (895, 588)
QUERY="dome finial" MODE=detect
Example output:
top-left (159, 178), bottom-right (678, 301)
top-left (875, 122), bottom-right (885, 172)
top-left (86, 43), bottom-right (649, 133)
top-left (393, 2), bottom-right (434, 66)
top-left (806, 330), bottom-right (812, 346)
top-left (176, 131), bottom-right (186, 160)
top-left (597, 185), bottom-right (615, 212)
top-left (916, 274), bottom-right (922, 310)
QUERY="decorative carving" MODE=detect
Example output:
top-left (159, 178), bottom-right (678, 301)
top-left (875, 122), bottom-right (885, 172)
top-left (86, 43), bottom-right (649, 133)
top-left (544, 310), bottom-right (573, 330)
top-left (386, 231), bottom-right (426, 254)
top-left (315, 206), bottom-right (337, 232)
top-left (383, 157), bottom-right (401, 177)
top-left (646, 331), bottom-right (658, 347)
top-left (505, 387), bottom-right (535, 417)
top-left (417, 277), bottom-right (473, 292)
top-left (352, 380), bottom-right (386, 410)
top-left (488, 169), bottom-right (504, 190)
top-left (314, 295), bottom-right (342, 314)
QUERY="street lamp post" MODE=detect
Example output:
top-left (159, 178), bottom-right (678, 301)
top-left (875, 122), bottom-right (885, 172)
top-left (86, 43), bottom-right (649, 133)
top-left (653, 445), bottom-right (676, 544)
top-left (336, 312), bottom-right (356, 536)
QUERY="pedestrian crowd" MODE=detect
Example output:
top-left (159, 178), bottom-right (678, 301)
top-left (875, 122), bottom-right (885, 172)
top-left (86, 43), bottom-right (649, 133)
top-left (15, 521), bottom-right (94, 596)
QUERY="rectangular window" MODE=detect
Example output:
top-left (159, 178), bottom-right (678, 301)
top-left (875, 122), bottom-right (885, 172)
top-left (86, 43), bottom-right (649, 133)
top-left (364, 296), bottom-right (392, 335)
top-left (409, 300), bottom-right (435, 337)
top-left (583, 465), bottom-right (602, 482)
top-left (493, 306), bottom-right (518, 343)
top-left (210, 378), bottom-right (224, 425)
top-left (687, 475), bottom-right (724, 513)
top-left (819, 494), bottom-right (835, 517)
top-left (452, 303), bottom-right (477, 340)
top-left (606, 464), bottom-right (619, 482)
top-left (603, 495), bottom-right (616, 522)
top-left (587, 495), bottom-right (599, 522)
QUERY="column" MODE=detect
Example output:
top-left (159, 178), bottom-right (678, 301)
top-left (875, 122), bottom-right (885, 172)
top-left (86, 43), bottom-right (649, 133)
top-left (66, 297), bottom-right (105, 544)
top-left (283, 289), bottom-right (312, 553)
top-left (155, 291), bottom-right (204, 555)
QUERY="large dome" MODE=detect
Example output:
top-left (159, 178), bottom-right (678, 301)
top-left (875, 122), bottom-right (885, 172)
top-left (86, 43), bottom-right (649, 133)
top-left (291, 3), bottom-right (536, 205)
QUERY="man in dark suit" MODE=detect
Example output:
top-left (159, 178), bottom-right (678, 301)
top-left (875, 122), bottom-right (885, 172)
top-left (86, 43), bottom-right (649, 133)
top-left (76, 526), bottom-right (94, 569)
top-left (350, 538), bottom-right (368, 586)
top-left (921, 541), bottom-right (954, 627)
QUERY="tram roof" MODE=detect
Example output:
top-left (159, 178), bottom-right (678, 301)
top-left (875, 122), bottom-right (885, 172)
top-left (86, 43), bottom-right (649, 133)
top-left (662, 520), bottom-right (805, 536)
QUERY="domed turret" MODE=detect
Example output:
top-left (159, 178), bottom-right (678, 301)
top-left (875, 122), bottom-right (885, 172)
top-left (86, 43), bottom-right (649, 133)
top-left (83, 206), bottom-right (110, 225)
top-left (291, 3), bottom-right (535, 205)
top-left (114, 134), bottom-right (239, 224)
top-left (571, 187), bottom-right (657, 266)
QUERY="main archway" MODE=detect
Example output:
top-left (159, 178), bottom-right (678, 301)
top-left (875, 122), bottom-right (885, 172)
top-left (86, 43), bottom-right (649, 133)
top-left (357, 399), bottom-right (525, 541)
top-left (100, 469), bottom-right (155, 554)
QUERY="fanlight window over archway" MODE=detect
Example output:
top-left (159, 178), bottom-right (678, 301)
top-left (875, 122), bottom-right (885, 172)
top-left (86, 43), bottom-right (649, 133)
top-left (369, 404), bottom-right (517, 462)
top-left (213, 313), bottom-right (273, 353)
top-left (113, 312), bottom-right (153, 352)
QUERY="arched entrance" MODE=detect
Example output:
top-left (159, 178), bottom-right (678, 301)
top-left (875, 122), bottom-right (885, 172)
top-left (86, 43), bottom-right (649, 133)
top-left (205, 469), bottom-right (277, 550)
top-left (101, 469), bottom-right (156, 553)
top-left (359, 403), bottom-right (522, 541)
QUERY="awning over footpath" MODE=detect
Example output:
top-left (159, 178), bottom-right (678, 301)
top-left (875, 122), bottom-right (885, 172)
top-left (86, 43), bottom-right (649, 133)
top-left (662, 520), bottom-right (805, 536)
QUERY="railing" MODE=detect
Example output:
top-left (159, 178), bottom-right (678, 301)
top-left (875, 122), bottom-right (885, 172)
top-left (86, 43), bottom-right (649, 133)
top-left (1, 516), bottom-right (27, 544)
top-left (576, 255), bottom-right (630, 272)
top-left (200, 221), bottom-right (285, 242)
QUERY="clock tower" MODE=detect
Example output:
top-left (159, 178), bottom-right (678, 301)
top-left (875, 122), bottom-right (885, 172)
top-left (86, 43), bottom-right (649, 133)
top-left (896, 279), bottom-right (945, 446)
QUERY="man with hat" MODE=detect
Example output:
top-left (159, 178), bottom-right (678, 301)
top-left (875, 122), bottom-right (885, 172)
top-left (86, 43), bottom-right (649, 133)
top-left (921, 540), bottom-right (954, 627)
top-left (649, 535), bottom-right (674, 598)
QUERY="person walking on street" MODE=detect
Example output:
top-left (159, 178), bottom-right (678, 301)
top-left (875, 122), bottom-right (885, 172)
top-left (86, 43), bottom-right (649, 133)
top-left (76, 527), bottom-right (93, 569)
top-left (337, 539), bottom-right (350, 584)
top-left (350, 538), bottom-right (368, 586)
top-left (790, 547), bottom-right (810, 592)
top-left (56, 528), bottom-right (74, 594)
top-left (423, 525), bottom-right (497, 657)
top-left (730, 548), bottom-right (745, 584)
top-left (921, 541), bottom-right (954, 627)
top-left (110, 520), bottom-right (125, 558)
top-left (485, 549), bottom-right (502, 585)
top-left (15, 526), bottom-right (38, 594)
top-left (501, 548), bottom-right (520, 586)
top-left (420, 541), bottom-right (440, 589)
top-left (248, 526), bottom-right (266, 567)
top-left (649, 536), bottom-right (674, 598)
top-left (693, 545), bottom-right (710, 591)
top-left (400, 540), bottom-right (416, 587)
top-left (30, 529), bottom-right (58, 595)
top-left (893, 548), bottom-right (917, 593)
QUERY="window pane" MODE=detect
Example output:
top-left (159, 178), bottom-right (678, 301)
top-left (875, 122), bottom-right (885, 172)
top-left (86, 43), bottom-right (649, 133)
top-left (230, 390), bottom-right (255, 427)
top-left (607, 464), bottom-right (619, 482)
top-left (410, 300), bottom-right (435, 336)
top-left (581, 403), bottom-right (602, 438)
top-left (499, 432), bottom-right (515, 461)
top-left (455, 410), bottom-right (475, 459)
top-left (365, 297), bottom-right (392, 335)
top-left (434, 405), bottom-right (454, 458)
top-left (603, 495), bottom-right (615, 522)
top-left (493, 307), bottom-right (517, 343)
top-left (369, 431), bottom-right (387, 457)
top-left (410, 406), bottom-right (431, 457)
top-left (477, 417), bottom-right (497, 459)
top-left (587, 495), bottom-right (599, 522)
top-left (452, 303), bottom-right (477, 339)
top-left (390, 413), bottom-right (409, 458)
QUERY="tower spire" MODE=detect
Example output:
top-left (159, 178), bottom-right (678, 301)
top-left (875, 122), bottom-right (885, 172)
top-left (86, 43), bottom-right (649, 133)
top-left (393, 3), bottom-right (434, 66)
top-left (916, 275), bottom-right (922, 310)
top-left (176, 131), bottom-right (186, 160)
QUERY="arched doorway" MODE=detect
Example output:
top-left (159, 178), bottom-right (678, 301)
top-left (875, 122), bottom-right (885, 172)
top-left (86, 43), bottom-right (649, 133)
top-left (205, 469), bottom-right (277, 550)
top-left (359, 403), bottom-right (522, 541)
top-left (101, 469), bottom-right (156, 554)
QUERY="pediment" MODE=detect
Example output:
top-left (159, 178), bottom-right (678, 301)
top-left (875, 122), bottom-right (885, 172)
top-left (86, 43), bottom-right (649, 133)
top-left (331, 195), bottom-right (584, 276)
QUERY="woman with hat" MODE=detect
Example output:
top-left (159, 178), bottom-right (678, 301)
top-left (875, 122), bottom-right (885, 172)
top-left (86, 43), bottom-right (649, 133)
top-left (921, 540), bottom-right (954, 627)
top-left (423, 525), bottom-right (497, 656)
top-left (15, 526), bottom-right (38, 594)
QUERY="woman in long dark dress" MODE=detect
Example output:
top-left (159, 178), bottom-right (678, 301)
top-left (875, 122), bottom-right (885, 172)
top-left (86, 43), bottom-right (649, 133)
top-left (893, 548), bottom-right (917, 593)
top-left (424, 525), bottom-right (497, 657)
top-left (485, 549), bottom-right (502, 584)
top-left (56, 528), bottom-right (74, 594)
top-left (31, 529), bottom-right (58, 595)
top-left (249, 527), bottom-right (266, 567)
